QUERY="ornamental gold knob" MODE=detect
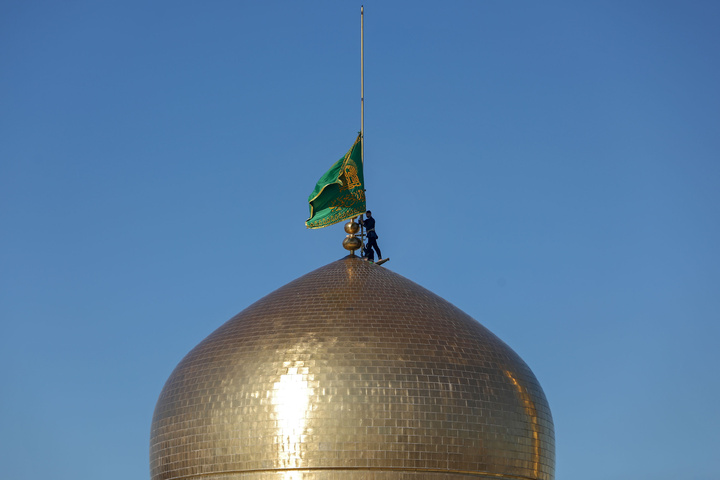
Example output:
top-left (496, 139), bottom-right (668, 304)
top-left (342, 235), bottom-right (362, 251)
top-left (344, 221), bottom-right (360, 234)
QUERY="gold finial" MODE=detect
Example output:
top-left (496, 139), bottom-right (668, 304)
top-left (342, 219), bottom-right (362, 252)
top-left (344, 221), bottom-right (360, 234)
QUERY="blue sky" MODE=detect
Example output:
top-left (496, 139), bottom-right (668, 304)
top-left (1, 1), bottom-right (719, 479)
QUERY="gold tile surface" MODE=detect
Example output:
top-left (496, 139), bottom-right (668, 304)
top-left (150, 256), bottom-right (555, 479)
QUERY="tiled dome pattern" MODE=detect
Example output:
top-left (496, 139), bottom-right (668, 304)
top-left (150, 256), bottom-right (555, 479)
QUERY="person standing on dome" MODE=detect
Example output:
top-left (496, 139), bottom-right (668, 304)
top-left (359, 210), bottom-right (381, 261)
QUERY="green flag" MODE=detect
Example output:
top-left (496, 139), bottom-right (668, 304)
top-left (306, 133), bottom-right (366, 229)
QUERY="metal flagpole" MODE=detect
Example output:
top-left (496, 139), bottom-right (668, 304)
top-left (361, 5), bottom-right (364, 166)
top-left (360, 5), bottom-right (366, 255)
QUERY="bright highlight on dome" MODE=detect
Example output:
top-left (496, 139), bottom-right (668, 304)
top-left (150, 256), bottom-right (555, 480)
top-left (272, 364), bottom-right (313, 468)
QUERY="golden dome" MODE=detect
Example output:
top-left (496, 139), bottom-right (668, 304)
top-left (150, 256), bottom-right (555, 480)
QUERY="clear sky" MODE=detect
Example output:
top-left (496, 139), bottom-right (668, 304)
top-left (1, 1), bottom-right (719, 479)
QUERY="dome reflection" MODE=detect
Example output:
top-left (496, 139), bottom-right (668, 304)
top-left (272, 363), bottom-right (312, 467)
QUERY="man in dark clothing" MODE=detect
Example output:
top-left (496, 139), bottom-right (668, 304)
top-left (359, 210), bottom-right (381, 260)
top-left (363, 243), bottom-right (375, 262)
